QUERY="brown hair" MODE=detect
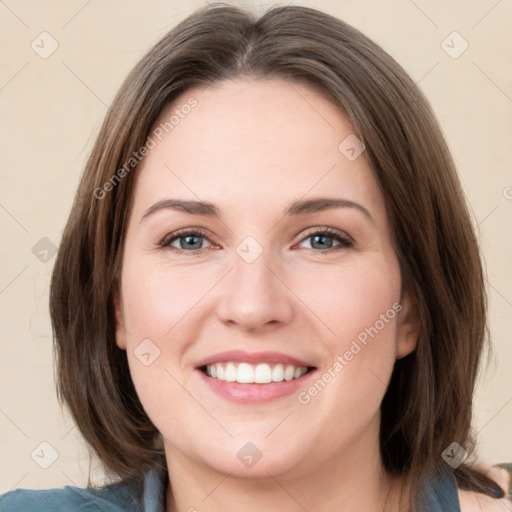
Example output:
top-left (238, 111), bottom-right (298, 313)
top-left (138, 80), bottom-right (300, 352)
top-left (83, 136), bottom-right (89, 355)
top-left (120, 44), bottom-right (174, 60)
top-left (50, 2), bottom-right (504, 506)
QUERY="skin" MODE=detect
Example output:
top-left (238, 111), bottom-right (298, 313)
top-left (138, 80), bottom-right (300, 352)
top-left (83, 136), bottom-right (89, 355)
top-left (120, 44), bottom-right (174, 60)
top-left (114, 77), bottom-right (422, 511)
top-left (458, 489), bottom-right (512, 512)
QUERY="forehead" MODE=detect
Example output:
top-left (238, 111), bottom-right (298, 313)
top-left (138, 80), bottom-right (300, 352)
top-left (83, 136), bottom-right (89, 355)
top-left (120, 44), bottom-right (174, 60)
top-left (132, 77), bottom-right (385, 220)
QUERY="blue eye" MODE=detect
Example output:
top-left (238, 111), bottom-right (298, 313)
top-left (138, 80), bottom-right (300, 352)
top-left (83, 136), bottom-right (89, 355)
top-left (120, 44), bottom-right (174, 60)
top-left (297, 228), bottom-right (353, 251)
top-left (159, 227), bottom-right (353, 254)
top-left (160, 230), bottom-right (212, 252)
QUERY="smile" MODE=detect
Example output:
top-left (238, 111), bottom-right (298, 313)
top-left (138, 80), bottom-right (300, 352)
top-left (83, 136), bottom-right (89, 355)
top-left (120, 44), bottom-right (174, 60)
top-left (202, 362), bottom-right (310, 384)
top-left (195, 350), bottom-right (317, 403)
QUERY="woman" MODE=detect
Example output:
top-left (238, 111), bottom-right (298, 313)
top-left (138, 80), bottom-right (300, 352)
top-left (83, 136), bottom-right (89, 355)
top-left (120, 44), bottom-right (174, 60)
top-left (1, 3), bottom-right (510, 511)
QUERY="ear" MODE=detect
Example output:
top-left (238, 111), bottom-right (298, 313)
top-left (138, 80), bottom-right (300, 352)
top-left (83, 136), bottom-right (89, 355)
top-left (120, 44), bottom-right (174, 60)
top-left (113, 283), bottom-right (127, 350)
top-left (396, 280), bottom-right (421, 359)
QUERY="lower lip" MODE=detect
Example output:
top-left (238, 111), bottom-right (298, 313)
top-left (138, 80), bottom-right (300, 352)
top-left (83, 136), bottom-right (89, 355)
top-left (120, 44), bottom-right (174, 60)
top-left (196, 369), bottom-right (316, 404)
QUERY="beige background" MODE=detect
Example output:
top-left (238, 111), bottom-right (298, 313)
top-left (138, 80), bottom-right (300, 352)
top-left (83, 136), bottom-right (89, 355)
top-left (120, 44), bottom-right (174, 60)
top-left (0, 0), bottom-right (511, 492)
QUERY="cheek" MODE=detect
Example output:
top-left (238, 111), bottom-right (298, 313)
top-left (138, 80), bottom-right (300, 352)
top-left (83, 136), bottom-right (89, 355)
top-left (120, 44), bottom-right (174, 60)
top-left (121, 258), bottom-right (212, 342)
top-left (293, 257), bottom-right (401, 415)
top-left (294, 256), bottom-right (401, 353)
top-left (118, 258), bottom-right (217, 434)
top-left (293, 267), bottom-right (401, 435)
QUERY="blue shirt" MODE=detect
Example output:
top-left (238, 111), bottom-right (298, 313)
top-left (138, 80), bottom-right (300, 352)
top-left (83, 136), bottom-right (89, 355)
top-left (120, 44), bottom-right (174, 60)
top-left (0, 463), bottom-right (462, 511)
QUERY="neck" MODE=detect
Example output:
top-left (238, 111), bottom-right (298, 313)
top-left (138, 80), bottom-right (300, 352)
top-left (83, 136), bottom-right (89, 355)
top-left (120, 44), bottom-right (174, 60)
top-left (164, 418), bottom-right (409, 512)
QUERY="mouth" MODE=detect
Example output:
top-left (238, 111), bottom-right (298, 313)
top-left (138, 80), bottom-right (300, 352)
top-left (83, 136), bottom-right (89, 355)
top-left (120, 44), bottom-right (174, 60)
top-left (194, 350), bottom-right (317, 403)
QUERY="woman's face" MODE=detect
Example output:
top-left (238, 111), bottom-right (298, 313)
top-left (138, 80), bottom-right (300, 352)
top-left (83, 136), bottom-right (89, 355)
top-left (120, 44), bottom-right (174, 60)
top-left (115, 77), bottom-right (419, 479)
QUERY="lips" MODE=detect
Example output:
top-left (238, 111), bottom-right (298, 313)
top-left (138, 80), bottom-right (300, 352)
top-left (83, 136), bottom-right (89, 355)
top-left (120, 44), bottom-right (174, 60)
top-left (195, 350), bottom-right (316, 402)
top-left (195, 350), bottom-right (314, 368)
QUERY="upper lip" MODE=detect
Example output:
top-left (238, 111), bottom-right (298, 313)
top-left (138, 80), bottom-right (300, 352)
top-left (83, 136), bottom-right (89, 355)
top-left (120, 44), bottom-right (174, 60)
top-left (195, 350), bottom-right (315, 369)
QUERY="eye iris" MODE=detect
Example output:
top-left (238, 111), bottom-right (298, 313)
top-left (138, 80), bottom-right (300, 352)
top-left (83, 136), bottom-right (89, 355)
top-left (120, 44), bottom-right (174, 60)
top-left (180, 234), bottom-right (203, 250)
top-left (310, 234), bottom-right (333, 249)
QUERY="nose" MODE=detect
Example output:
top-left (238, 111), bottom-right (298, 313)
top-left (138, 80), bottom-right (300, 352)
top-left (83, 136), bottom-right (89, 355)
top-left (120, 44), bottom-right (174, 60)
top-left (215, 247), bottom-right (294, 333)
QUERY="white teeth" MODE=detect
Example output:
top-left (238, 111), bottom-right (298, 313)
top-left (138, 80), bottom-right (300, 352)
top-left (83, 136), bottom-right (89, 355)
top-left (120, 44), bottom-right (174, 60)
top-left (284, 365), bottom-right (295, 381)
top-left (237, 363), bottom-right (254, 383)
top-left (225, 362), bottom-right (237, 382)
top-left (254, 363), bottom-right (272, 383)
top-left (271, 364), bottom-right (284, 382)
top-left (294, 367), bottom-right (308, 379)
top-left (204, 362), bottom-right (309, 384)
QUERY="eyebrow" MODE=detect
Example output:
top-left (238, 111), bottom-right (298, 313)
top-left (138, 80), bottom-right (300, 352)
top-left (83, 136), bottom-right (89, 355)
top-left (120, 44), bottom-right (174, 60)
top-left (140, 197), bottom-right (374, 223)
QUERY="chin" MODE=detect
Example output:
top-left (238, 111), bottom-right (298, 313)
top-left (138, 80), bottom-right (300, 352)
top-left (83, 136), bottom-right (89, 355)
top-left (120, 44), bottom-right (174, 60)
top-left (202, 442), bottom-right (308, 480)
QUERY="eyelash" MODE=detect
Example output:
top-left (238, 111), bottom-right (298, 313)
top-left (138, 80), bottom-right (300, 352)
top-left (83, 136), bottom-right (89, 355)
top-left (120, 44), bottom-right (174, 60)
top-left (158, 227), bottom-right (353, 255)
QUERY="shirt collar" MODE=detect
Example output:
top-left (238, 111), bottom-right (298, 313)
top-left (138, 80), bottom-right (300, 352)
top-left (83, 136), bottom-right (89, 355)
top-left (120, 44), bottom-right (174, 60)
top-left (142, 465), bottom-right (167, 512)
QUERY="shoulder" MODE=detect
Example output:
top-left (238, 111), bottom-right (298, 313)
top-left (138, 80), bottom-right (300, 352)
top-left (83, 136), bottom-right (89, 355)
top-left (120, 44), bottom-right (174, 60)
top-left (0, 487), bottom-right (90, 512)
top-left (0, 480), bottom-right (140, 512)
top-left (458, 489), bottom-right (511, 512)
top-left (458, 463), bottom-right (512, 511)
